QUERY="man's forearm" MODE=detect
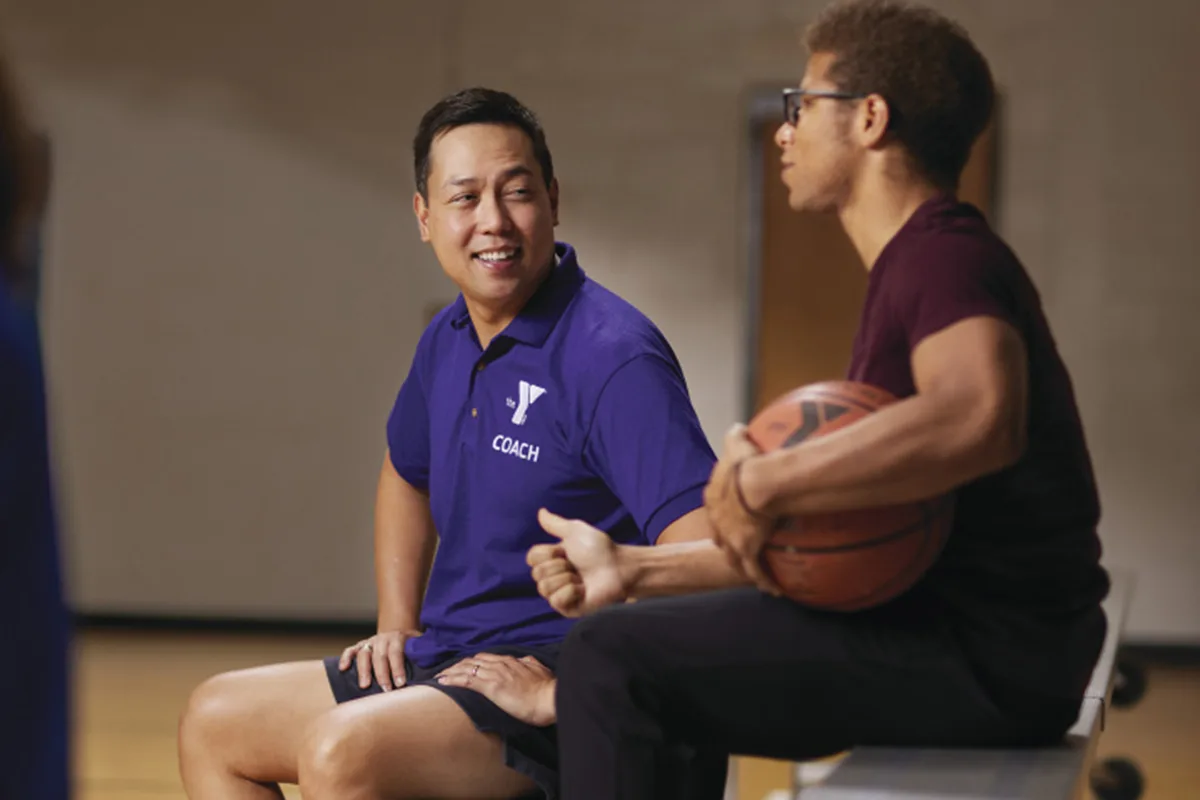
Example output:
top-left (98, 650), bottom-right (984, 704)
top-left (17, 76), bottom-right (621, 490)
top-left (375, 458), bottom-right (439, 632)
top-left (376, 538), bottom-right (435, 633)
top-left (742, 391), bottom-right (1019, 518)
top-left (376, 557), bottom-right (430, 633)
top-left (618, 539), bottom-right (751, 599)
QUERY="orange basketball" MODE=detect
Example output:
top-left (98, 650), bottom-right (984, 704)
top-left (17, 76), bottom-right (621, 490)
top-left (746, 380), bottom-right (953, 611)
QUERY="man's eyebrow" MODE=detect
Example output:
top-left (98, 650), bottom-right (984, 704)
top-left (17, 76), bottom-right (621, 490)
top-left (500, 165), bottom-right (535, 180)
top-left (443, 166), bottom-right (535, 188)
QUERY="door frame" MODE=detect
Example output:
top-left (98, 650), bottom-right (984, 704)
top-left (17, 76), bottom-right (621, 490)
top-left (740, 85), bottom-right (791, 421)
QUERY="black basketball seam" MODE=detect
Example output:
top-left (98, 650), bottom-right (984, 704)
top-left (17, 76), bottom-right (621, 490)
top-left (763, 495), bottom-right (951, 556)
top-left (764, 514), bottom-right (924, 555)
top-left (828, 495), bottom-right (954, 610)
top-left (840, 499), bottom-right (944, 609)
top-left (807, 385), bottom-right (890, 410)
top-left (808, 392), bottom-right (877, 414)
top-left (777, 392), bottom-right (881, 450)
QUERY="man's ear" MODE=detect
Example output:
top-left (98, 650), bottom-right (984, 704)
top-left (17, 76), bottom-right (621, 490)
top-left (548, 178), bottom-right (560, 226)
top-left (857, 93), bottom-right (892, 149)
top-left (413, 191), bottom-right (431, 242)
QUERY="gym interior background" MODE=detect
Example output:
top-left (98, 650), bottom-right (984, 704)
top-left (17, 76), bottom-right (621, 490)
top-left (2, 0), bottom-right (1197, 797)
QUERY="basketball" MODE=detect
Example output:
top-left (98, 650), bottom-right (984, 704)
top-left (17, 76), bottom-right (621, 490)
top-left (745, 380), bottom-right (954, 611)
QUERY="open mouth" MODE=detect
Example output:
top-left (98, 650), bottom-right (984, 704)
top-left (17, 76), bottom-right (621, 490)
top-left (473, 247), bottom-right (522, 271)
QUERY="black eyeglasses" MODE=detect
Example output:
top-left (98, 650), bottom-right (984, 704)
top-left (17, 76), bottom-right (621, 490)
top-left (782, 87), bottom-right (868, 125)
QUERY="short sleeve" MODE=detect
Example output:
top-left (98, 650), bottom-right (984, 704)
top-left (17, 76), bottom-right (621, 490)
top-left (890, 238), bottom-right (1021, 352)
top-left (386, 361), bottom-right (431, 491)
top-left (582, 354), bottom-right (716, 543)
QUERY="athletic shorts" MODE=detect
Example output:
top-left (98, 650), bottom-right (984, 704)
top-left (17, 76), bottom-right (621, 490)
top-left (323, 643), bottom-right (560, 799)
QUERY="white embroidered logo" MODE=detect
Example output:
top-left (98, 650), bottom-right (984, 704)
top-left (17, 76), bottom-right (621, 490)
top-left (492, 435), bottom-right (540, 463)
top-left (508, 380), bottom-right (547, 426)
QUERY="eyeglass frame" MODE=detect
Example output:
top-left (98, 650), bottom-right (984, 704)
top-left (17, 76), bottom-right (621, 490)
top-left (782, 87), bottom-right (869, 126)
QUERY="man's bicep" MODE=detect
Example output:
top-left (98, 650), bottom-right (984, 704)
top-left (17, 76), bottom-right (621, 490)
top-left (911, 315), bottom-right (1029, 450)
top-left (377, 451), bottom-right (434, 530)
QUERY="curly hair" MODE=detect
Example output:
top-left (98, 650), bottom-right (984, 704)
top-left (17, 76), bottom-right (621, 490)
top-left (805, 0), bottom-right (995, 189)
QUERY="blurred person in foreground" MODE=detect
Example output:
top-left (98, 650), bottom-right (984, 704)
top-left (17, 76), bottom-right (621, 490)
top-left (0, 47), bottom-right (70, 800)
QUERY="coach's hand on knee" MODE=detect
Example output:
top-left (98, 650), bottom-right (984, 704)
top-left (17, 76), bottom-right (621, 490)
top-left (705, 424), bottom-right (782, 597)
top-left (338, 630), bottom-right (414, 691)
top-left (435, 653), bottom-right (557, 727)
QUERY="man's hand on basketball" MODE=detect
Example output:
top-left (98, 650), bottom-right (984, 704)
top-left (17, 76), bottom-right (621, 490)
top-left (529, 509), bottom-right (627, 617)
top-left (705, 424), bottom-right (782, 596)
top-left (337, 629), bottom-right (416, 691)
top-left (436, 653), bottom-right (557, 727)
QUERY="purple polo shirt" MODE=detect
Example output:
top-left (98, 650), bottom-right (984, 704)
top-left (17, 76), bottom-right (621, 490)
top-left (387, 242), bottom-right (716, 667)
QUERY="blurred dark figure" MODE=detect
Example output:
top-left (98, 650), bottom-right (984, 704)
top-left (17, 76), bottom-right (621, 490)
top-left (0, 46), bottom-right (70, 800)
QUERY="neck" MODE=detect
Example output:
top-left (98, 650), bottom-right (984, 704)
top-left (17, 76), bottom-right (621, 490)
top-left (467, 304), bottom-right (516, 351)
top-left (837, 168), bottom-right (946, 271)
top-left (466, 254), bottom-right (556, 349)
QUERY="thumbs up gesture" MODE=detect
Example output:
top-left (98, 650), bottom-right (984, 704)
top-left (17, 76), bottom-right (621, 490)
top-left (527, 509), bottom-right (629, 617)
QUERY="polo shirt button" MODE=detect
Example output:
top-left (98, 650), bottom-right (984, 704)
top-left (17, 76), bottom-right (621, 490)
top-left (476, 363), bottom-right (485, 372)
top-left (471, 408), bottom-right (477, 417)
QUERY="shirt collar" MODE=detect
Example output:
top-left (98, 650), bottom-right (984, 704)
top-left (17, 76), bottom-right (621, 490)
top-left (448, 242), bottom-right (585, 347)
top-left (906, 191), bottom-right (974, 230)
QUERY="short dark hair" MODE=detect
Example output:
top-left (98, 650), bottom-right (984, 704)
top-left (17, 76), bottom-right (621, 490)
top-left (805, 0), bottom-right (995, 189)
top-left (412, 87), bottom-right (555, 200)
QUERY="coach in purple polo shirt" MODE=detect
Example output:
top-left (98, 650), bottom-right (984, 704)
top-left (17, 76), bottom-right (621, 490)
top-left (384, 241), bottom-right (710, 671)
top-left (177, 88), bottom-right (722, 800)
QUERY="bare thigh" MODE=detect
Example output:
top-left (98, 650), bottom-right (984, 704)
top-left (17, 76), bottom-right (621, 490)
top-left (179, 659), bottom-right (335, 786)
top-left (300, 685), bottom-right (538, 799)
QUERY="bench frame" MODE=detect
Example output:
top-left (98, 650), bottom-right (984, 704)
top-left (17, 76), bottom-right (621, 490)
top-left (788, 570), bottom-right (1134, 800)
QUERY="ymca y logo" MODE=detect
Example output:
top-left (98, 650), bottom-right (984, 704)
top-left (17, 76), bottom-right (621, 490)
top-left (507, 380), bottom-right (547, 426)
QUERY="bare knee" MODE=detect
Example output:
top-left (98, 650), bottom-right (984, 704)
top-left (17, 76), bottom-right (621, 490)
top-left (298, 711), bottom-right (374, 800)
top-left (178, 671), bottom-right (245, 762)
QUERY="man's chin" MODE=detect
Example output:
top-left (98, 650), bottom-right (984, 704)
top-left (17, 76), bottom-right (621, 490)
top-left (790, 192), bottom-right (836, 214)
top-left (463, 273), bottom-right (531, 305)
top-left (784, 185), bottom-right (810, 212)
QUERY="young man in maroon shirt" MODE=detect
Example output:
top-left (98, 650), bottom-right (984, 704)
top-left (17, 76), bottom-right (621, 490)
top-left (527, 2), bottom-right (1111, 797)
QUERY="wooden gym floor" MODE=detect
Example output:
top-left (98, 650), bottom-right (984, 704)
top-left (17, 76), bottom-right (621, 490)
top-left (75, 629), bottom-right (1200, 800)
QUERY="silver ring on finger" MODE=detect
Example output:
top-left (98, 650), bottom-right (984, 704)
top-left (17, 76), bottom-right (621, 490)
top-left (362, 642), bottom-right (373, 652)
top-left (471, 664), bottom-right (479, 676)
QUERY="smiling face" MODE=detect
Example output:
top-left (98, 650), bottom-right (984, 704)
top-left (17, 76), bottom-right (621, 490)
top-left (414, 123), bottom-right (559, 322)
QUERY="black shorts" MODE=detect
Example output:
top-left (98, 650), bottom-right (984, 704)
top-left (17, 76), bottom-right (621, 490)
top-left (324, 644), bottom-right (561, 799)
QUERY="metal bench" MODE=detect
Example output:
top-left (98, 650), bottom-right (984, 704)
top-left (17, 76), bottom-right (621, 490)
top-left (792, 571), bottom-right (1137, 800)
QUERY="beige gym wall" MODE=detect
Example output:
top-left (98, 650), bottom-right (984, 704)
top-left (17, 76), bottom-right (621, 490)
top-left (2, 0), bottom-right (1196, 640)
